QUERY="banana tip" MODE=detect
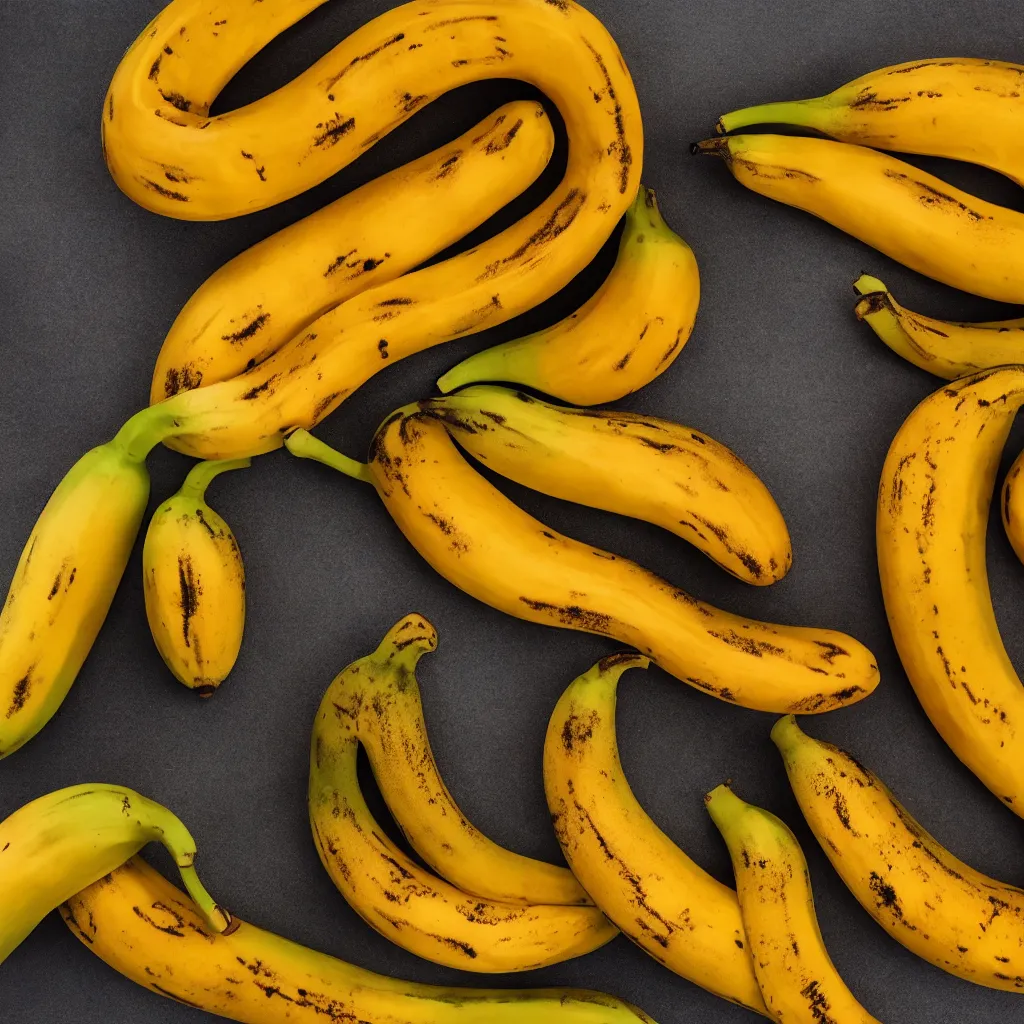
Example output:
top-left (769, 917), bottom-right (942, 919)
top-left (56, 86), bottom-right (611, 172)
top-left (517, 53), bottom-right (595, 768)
top-left (770, 714), bottom-right (801, 749)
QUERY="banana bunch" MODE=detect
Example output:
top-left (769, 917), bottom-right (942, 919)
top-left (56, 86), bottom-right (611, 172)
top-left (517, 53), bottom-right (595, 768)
top-left (309, 616), bottom-right (616, 972)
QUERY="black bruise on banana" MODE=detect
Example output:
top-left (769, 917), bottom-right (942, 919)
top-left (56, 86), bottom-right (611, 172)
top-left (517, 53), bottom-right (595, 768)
top-left (221, 311), bottom-right (269, 344)
top-left (176, 556), bottom-right (200, 650)
top-left (163, 363), bottom-right (203, 398)
top-left (883, 169), bottom-right (988, 221)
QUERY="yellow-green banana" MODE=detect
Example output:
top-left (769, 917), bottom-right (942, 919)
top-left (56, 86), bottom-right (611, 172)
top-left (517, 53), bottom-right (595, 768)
top-left (774, 715), bottom-right (1024, 992)
top-left (142, 457), bottom-right (248, 695)
top-left (424, 386), bottom-right (791, 585)
top-left (1, 783), bottom-right (228, 963)
top-left (437, 186), bottom-right (700, 405)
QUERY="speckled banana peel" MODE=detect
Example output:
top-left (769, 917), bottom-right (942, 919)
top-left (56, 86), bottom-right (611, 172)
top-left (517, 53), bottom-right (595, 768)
top-left (774, 716), bottom-right (1024, 992)
top-left (438, 185), bottom-right (699, 405)
top-left (877, 367), bottom-right (1024, 814)
top-left (705, 784), bottom-right (881, 1024)
top-left (64, 857), bottom-right (657, 1024)
top-left (424, 386), bottom-right (791, 586)
top-left (286, 410), bottom-right (878, 714)
top-left (309, 619), bottom-right (617, 973)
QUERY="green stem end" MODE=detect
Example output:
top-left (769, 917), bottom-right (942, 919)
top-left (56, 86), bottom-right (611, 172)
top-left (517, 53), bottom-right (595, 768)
top-left (285, 429), bottom-right (374, 485)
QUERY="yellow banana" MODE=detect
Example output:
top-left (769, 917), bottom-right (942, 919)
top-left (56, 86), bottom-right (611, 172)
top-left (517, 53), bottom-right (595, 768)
top-left (877, 367), bottom-right (1024, 813)
top-left (437, 186), bottom-right (700, 404)
top-left (286, 411), bottom-right (878, 714)
top-left (309, 629), bottom-right (617, 973)
top-left (853, 273), bottom-right (1024, 379)
top-left (543, 654), bottom-right (767, 1015)
top-left (1, 783), bottom-right (228, 963)
top-left (325, 612), bottom-right (590, 907)
top-left (64, 857), bottom-right (658, 1024)
top-left (717, 57), bottom-right (1024, 185)
top-left (694, 134), bottom-right (1024, 303)
top-left (142, 457), bottom-right (248, 695)
top-left (425, 386), bottom-right (791, 585)
top-left (774, 715), bottom-right (1024, 992)
top-left (151, 101), bottom-right (555, 403)
top-left (705, 784), bottom-right (881, 1024)
top-left (1002, 452), bottom-right (1024, 567)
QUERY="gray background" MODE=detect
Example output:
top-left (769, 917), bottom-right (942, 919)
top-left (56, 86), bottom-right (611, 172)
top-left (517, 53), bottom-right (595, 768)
top-left (2, 1), bottom-right (1024, 1021)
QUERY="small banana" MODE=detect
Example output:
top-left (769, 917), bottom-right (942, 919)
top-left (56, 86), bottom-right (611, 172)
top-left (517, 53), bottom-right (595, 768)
top-left (309, 629), bottom-right (618, 972)
top-left (705, 784), bottom-right (881, 1024)
top-left (774, 715), bottom-right (1024, 992)
top-left (437, 186), bottom-right (699, 405)
top-left (694, 134), bottom-right (1024, 303)
top-left (543, 654), bottom-right (767, 1015)
top-left (1, 783), bottom-right (228, 963)
top-left (143, 457), bottom-right (248, 695)
top-left (64, 857), bottom-right (658, 1024)
top-left (425, 386), bottom-right (791, 586)
top-left (286, 412), bottom-right (878, 714)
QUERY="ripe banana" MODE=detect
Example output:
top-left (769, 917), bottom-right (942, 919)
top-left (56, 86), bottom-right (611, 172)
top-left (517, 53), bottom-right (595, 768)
top-left (424, 386), bottom-right (791, 586)
top-left (286, 411), bottom-right (878, 714)
top-left (1002, 452), bottom-right (1024, 567)
top-left (853, 273), bottom-right (1024, 379)
top-left (705, 784), bottom-right (880, 1024)
top-left (151, 101), bottom-right (555, 403)
top-left (717, 57), bottom-right (1024, 185)
top-left (543, 653), bottom-right (767, 1015)
top-left (877, 367), bottom-right (1024, 814)
top-left (64, 857), bottom-right (658, 1024)
top-left (325, 612), bottom-right (590, 907)
top-left (437, 186), bottom-right (700, 405)
top-left (309, 631), bottom-right (617, 973)
top-left (142, 457), bottom-right (248, 695)
top-left (774, 715), bottom-right (1024, 992)
top-left (1, 783), bottom-right (228, 964)
top-left (694, 134), bottom-right (1024, 303)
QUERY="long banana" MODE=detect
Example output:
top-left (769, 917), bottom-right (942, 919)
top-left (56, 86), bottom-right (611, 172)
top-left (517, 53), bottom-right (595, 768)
top-left (425, 386), bottom-right (792, 585)
top-left (543, 654), bottom-right (767, 1015)
top-left (64, 857), bottom-right (658, 1024)
top-left (774, 715), bottom-right (1024, 992)
top-left (877, 367), bottom-right (1024, 814)
top-left (694, 134), bottom-right (1024, 303)
top-left (437, 186), bottom-right (700, 404)
top-left (1, 783), bottom-right (228, 963)
top-left (286, 412), bottom-right (878, 714)
top-left (705, 784), bottom-right (881, 1024)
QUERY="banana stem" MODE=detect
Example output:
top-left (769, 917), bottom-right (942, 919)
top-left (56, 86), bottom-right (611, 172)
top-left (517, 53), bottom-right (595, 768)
top-left (177, 864), bottom-right (233, 934)
top-left (853, 273), bottom-right (888, 297)
top-left (704, 783), bottom-right (749, 833)
top-left (180, 457), bottom-right (251, 502)
top-left (285, 429), bottom-right (374, 485)
top-left (110, 404), bottom-right (192, 463)
top-left (717, 98), bottom-right (824, 135)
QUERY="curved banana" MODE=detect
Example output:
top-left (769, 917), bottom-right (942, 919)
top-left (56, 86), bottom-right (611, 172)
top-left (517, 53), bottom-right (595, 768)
top-left (705, 784), bottom-right (881, 1024)
top-left (1, 783), bottom-right (228, 963)
top-left (853, 273), bottom-right (1024, 379)
top-left (424, 386), bottom-right (791, 585)
top-left (717, 57), bottom-right (1024, 185)
top-left (543, 654), bottom-right (767, 1015)
top-left (774, 715), bottom-right (1024, 992)
top-left (877, 367), bottom-right (1024, 813)
top-left (309, 633), bottom-right (617, 973)
top-left (64, 857), bottom-right (658, 1024)
top-left (142, 457), bottom-right (248, 695)
top-left (694, 134), bottom-right (1024, 303)
top-left (1002, 452), bottom-right (1024, 567)
top-left (286, 412), bottom-right (878, 714)
top-left (437, 186), bottom-right (700, 404)
top-left (151, 101), bottom-right (555, 403)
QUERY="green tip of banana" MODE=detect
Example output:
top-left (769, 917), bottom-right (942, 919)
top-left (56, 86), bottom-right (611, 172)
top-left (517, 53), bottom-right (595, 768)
top-left (853, 273), bottom-right (888, 297)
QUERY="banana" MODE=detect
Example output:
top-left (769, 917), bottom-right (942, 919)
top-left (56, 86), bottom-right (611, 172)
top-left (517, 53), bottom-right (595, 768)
top-left (543, 654), bottom-right (768, 1015)
top-left (424, 386), bottom-right (791, 586)
top-left (877, 367), bottom-right (1024, 813)
top-left (286, 411), bottom-right (878, 714)
top-left (325, 612), bottom-right (590, 907)
top-left (774, 715), bottom-right (1024, 992)
top-left (1, 783), bottom-right (228, 963)
top-left (694, 134), bottom-right (1024, 303)
top-left (142, 457), bottom-right (248, 695)
top-left (705, 784), bottom-right (881, 1024)
top-left (309, 629), bottom-right (617, 973)
top-left (437, 186), bottom-right (700, 404)
top-left (64, 857), bottom-right (658, 1024)
top-left (1002, 452), bottom-right (1024, 567)
top-left (151, 101), bottom-right (555, 403)
top-left (717, 58), bottom-right (1024, 185)
top-left (853, 273), bottom-right (1024, 379)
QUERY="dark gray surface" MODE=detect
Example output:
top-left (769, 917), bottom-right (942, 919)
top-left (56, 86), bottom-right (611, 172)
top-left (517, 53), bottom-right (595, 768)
top-left (3, 0), bottom-right (1024, 1021)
